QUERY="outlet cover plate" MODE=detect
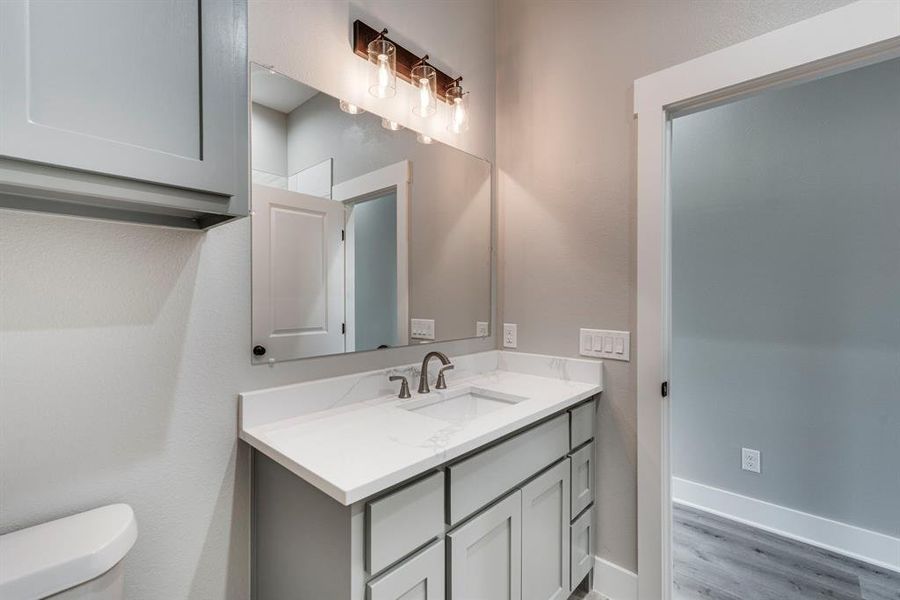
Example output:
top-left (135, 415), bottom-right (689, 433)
top-left (503, 323), bottom-right (517, 348)
top-left (476, 321), bottom-right (489, 337)
top-left (742, 448), bottom-right (761, 474)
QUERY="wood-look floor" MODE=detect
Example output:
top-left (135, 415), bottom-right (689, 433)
top-left (674, 504), bottom-right (900, 600)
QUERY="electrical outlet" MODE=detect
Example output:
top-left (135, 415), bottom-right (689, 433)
top-left (476, 321), bottom-right (489, 337)
top-left (503, 323), bottom-right (517, 348)
top-left (742, 448), bottom-right (761, 474)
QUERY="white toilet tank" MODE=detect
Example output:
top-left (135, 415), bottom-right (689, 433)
top-left (0, 504), bottom-right (137, 600)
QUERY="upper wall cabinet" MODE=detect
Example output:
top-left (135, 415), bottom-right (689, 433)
top-left (0, 0), bottom-right (249, 229)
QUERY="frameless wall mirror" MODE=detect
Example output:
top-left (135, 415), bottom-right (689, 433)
top-left (249, 63), bottom-right (492, 362)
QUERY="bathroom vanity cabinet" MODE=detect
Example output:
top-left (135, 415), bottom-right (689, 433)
top-left (252, 397), bottom-right (597, 600)
top-left (0, 0), bottom-right (248, 229)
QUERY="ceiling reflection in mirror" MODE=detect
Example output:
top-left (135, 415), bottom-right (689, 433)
top-left (249, 63), bottom-right (491, 362)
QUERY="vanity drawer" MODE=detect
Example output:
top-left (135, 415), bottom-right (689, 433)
top-left (447, 413), bottom-right (569, 525)
top-left (367, 539), bottom-right (445, 600)
top-left (570, 441), bottom-right (594, 518)
top-left (366, 471), bottom-right (445, 575)
top-left (570, 505), bottom-right (593, 591)
top-left (569, 400), bottom-right (595, 450)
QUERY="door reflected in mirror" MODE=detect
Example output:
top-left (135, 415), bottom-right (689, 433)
top-left (249, 63), bottom-right (491, 362)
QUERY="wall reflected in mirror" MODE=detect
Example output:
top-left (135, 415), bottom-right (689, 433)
top-left (249, 63), bottom-right (492, 362)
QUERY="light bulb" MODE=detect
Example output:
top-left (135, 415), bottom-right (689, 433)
top-left (416, 132), bottom-right (433, 144)
top-left (451, 99), bottom-right (466, 132)
top-left (419, 78), bottom-right (432, 113)
top-left (411, 64), bottom-right (437, 118)
top-left (381, 118), bottom-right (402, 131)
top-left (376, 54), bottom-right (391, 97)
top-left (446, 84), bottom-right (469, 133)
top-left (367, 38), bottom-right (396, 98)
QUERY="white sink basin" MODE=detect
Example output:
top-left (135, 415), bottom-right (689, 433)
top-left (400, 386), bottom-right (528, 423)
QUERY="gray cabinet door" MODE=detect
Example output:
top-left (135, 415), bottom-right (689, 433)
top-left (367, 540), bottom-right (445, 600)
top-left (521, 461), bottom-right (571, 600)
top-left (0, 0), bottom-right (243, 196)
top-left (570, 442), bottom-right (594, 518)
top-left (570, 506), bottom-right (593, 590)
top-left (448, 491), bottom-right (522, 600)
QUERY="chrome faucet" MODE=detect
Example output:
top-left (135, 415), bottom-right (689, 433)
top-left (418, 351), bottom-right (454, 394)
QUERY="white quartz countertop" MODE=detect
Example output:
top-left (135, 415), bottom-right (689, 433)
top-left (239, 351), bottom-right (603, 505)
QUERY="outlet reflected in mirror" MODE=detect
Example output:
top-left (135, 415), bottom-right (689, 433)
top-left (249, 63), bottom-right (491, 362)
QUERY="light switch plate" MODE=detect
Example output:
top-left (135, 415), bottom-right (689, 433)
top-left (476, 321), bottom-right (489, 337)
top-left (579, 328), bottom-right (630, 360)
top-left (503, 323), bottom-right (517, 348)
top-left (411, 318), bottom-right (435, 340)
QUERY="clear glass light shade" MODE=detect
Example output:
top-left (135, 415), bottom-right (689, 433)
top-left (446, 85), bottom-right (470, 133)
top-left (411, 64), bottom-right (437, 117)
top-left (416, 132), bottom-right (434, 144)
top-left (367, 39), bottom-right (397, 99)
top-left (381, 118), bottom-right (403, 131)
top-left (339, 99), bottom-right (364, 115)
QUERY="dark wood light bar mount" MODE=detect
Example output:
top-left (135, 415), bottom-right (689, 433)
top-left (352, 19), bottom-right (461, 104)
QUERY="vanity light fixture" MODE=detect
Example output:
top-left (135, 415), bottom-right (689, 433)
top-left (367, 29), bottom-right (396, 99)
top-left (339, 99), bottom-right (365, 115)
top-left (411, 56), bottom-right (437, 118)
top-left (416, 132), bottom-right (434, 144)
top-left (381, 118), bottom-right (403, 131)
top-left (353, 21), bottom-right (468, 129)
top-left (446, 79), bottom-right (470, 133)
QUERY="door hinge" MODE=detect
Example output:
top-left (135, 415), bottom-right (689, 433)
top-left (341, 229), bottom-right (345, 242)
top-left (342, 323), bottom-right (346, 334)
top-left (661, 381), bottom-right (669, 398)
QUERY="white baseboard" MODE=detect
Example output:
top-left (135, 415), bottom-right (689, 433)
top-left (673, 477), bottom-right (900, 573)
top-left (592, 557), bottom-right (637, 600)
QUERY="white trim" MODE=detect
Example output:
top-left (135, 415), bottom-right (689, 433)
top-left (673, 478), bottom-right (900, 574)
top-left (332, 161), bottom-right (411, 350)
top-left (593, 557), bottom-right (638, 600)
top-left (634, 3), bottom-right (900, 598)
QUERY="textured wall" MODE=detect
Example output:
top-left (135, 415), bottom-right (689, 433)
top-left (0, 2), bottom-right (495, 599)
top-left (671, 58), bottom-right (900, 537)
top-left (495, 0), bottom-right (854, 572)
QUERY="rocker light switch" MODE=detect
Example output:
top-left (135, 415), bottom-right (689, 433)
top-left (580, 328), bottom-right (630, 361)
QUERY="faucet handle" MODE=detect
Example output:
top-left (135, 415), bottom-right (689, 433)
top-left (435, 364), bottom-right (455, 390)
top-left (389, 375), bottom-right (411, 399)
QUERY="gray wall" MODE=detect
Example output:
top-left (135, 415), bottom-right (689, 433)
top-left (354, 193), bottom-right (399, 351)
top-left (250, 102), bottom-right (287, 176)
top-left (0, 2), bottom-right (496, 599)
top-left (286, 92), bottom-right (492, 343)
top-left (495, 0), bottom-right (854, 571)
top-left (670, 58), bottom-right (900, 537)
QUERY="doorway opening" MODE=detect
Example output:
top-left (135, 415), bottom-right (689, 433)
top-left (668, 56), bottom-right (900, 599)
top-left (634, 4), bottom-right (900, 598)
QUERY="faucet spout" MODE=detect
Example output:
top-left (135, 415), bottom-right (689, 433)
top-left (418, 351), bottom-right (452, 394)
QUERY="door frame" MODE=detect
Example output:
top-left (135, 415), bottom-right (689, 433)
top-left (332, 160), bottom-right (411, 351)
top-left (633, 3), bottom-right (900, 598)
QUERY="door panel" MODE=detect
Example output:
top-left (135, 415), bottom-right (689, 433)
top-left (367, 540), bottom-right (445, 600)
top-left (570, 506), bottom-right (593, 590)
top-left (522, 461), bottom-right (571, 600)
top-left (448, 491), bottom-right (522, 600)
top-left (252, 184), bottom-right (345, 361)
top-left (0, 0), bottom-right (239, 195)
top-left (570, 442), bottom-right (594, 518)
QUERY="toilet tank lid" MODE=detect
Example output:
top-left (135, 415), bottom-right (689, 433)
top-left (0, 504), bottom-right (137, 600)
